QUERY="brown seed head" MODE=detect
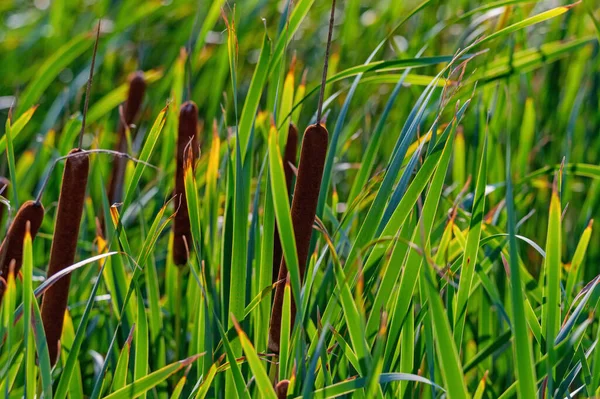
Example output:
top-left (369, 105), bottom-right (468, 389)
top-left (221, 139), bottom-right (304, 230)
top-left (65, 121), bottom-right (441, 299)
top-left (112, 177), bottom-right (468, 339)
top-left (173, 101), bottom-right (199, 266)
top-left (41, 148), bottom-right (89, 365)
top-left (0, 200), bottom-right (44, 300)
top-left (275, 379), bottom-right (290, 399)
top-left (269, 123), bottom-right (328, 353)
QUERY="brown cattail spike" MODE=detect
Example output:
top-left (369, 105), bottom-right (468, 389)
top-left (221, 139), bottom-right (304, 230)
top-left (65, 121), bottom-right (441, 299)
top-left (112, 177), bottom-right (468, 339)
top-left (108, 71), bottom-right (147, 204)
top-left (275, 379), bottom-right (290, 399)
top-left (269, 123), bottom-right (328, 353)
top-left (272, 124), bottom-right (298, 284)
top-left (173, 101), bottom-right (199, 266)
top-left (41, 148), bottom-right (89, 365)
top-left (0, 200), bottom-right (44, 300)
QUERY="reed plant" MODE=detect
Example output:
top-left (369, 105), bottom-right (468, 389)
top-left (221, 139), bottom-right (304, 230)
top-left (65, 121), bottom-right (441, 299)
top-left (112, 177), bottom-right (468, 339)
top-left (0, 0), bottom-right (599, 398)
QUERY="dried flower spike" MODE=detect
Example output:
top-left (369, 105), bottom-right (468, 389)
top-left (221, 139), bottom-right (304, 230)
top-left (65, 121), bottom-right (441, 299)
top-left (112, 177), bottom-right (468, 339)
top-left (269, 123), bottom-right (328, 353)
top-left (173, 101), bottom-right (199, 266)
top-left (41, 148), bottom-right (89, 365)
top-left (0, 200), bottom-right (44, 300)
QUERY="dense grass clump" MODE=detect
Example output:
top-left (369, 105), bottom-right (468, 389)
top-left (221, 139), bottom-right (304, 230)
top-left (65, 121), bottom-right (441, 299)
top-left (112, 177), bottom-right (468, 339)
top-left (1, 1), bottom-right (600, 398)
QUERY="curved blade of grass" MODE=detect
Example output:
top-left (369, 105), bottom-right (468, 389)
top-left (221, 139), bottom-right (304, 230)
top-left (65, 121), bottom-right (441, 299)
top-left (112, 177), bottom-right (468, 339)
top-left (383, 114), bottom-right (458, 367)
top-left (316, 40), bottom-right (385, 217)
top-left (267, 0), bottom-right (315, 76)
top-left (542, 185), bottom-right (561, 394)
top-left (505, 136), bottom-right (537, 398)
top-left (86, 69), bottom-right (162, 124)
top-left (122, 106), bottom-right (167, 212)
top-left (453, 132), bottom-right (487, 348)
top-left (476, 2), bottom-right (580, 48)
top-left (192, 0), bottom-right (227, 62)
top-left (422, 254), bottom-right (469, 399)
top-left (103, 355), bottom-right (200, 399)
top-left (215, 316), bottom-right (251, 399)
top-left (297, 372), bottom-right (443, 398)
top-left (0, 105), bottom-right (37, 155)
top-left (52, 253), bottom-right (119, 399)
top-left (565, 221), bottom-right (593, 311)
top-left (4, 115), bottom-right (19, 211)
top-left (268, 125), bottom-right (301, 313)
top-left (31, 290), bottom-right (52, 399)
top-left (111, 326), bottom-right (134, 392)
top-left (279, 280), bottom-right (291, 379)
top-left (231, 316), bottom-right (277, 399)
top-left (22, 230), bottom-right (37, 398)
top-left (134, 284), bottom-right (149, 399)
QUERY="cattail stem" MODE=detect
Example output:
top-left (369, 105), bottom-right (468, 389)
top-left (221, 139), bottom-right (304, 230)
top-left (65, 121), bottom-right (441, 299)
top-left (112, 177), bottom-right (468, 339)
top-left (78, 21), bottom-right (101, 149)
top-left (0, 200), bottom-right (44, 301)
top-left (316, 0), bottom-right (337, 124)
top-left (41, 148), bottom-right (89, 365)
top-left (172, 101), bottom-right (199, 266)
top-left (269, 123), bottom-right (328, 353)
top-left (35, 149), bottom-right (157, 205)
top-left (108, 72), bottom-right (146, 204)
top-left (272, 124), bottom-right (298, 284)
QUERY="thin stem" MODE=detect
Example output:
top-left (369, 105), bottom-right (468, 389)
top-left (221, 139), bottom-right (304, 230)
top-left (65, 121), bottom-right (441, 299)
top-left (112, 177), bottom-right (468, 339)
top-left (78, 20), bottom-right (102, 149)
top-left (35, 149), bottom-right (159, 205)
top-left (316, 0), bottom-right (336, 125)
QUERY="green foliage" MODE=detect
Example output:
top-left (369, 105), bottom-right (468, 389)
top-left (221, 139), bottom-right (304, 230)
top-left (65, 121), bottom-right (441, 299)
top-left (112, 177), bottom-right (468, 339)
top-left (1, 0), bottom-right (600, 398)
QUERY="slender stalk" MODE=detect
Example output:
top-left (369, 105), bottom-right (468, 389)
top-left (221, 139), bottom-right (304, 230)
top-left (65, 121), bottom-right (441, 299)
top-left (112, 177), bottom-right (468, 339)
top-left (316, 0), bottom-right (337, 124)
top-left (78, 20), bottom-right (101, 149)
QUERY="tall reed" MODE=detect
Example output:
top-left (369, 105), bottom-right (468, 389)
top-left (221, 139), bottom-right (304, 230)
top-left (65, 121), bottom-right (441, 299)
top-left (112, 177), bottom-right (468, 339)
top-left (173, 101), bottom-right (199, 266)
top-left (41, 149), bottom-right (89, 364)
top-left (269, 123), bottom-right (328, 353)
top-left (108, 71), bottom-right (146, 204)
top-left (0, 200), bottom-right (44, 300)
top-left (272, 123), bottom-right (298, 284)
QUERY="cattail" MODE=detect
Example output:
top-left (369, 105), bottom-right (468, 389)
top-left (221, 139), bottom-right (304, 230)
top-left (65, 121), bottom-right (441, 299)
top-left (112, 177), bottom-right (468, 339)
top-left (172, 101), bottom-right (199, 266)
top-left (0, 177), bottom-right (9, 228)
top-left (269, 123), bottom-right (328, 353)
top-left (107, 71), bottom-right (146, 204)
top-left (272, 124), bottom-right (298, 284)
top-left (41, 148), bottom-right (89, 365)
top-left (0, 200), bottom-right (44, 300)
top-left (275, 379), bottom-right (290, 399)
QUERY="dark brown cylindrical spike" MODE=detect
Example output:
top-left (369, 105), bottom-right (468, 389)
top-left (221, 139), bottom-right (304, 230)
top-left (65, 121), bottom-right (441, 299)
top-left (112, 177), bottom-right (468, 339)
top-left (108, 71), bottom-right (146, 204)
top-left (269, 123), bottom-right (328, 353)
top-left (275, 379), bottom-right (290, 399)
top-left (272, 124), bottom-right (298, 284)
top-left (0, 200), bottom-right (44, 300)
top-left (41, 148), bottom-right (89, 365)
top-left (172, 101), bottom-right (199, 266)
